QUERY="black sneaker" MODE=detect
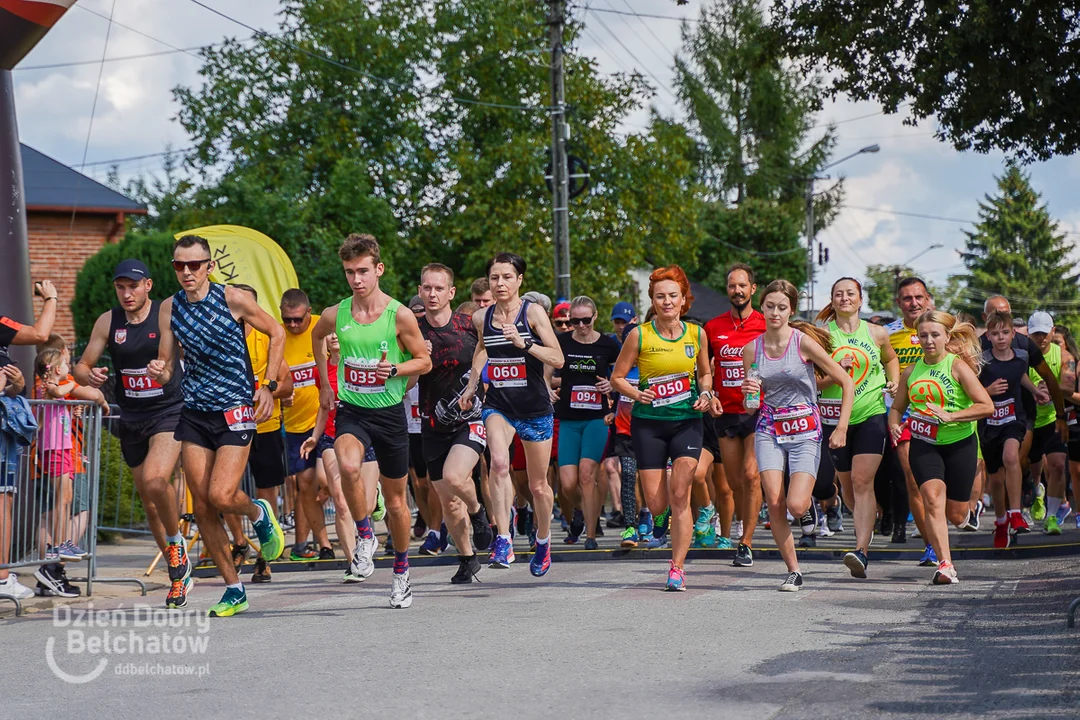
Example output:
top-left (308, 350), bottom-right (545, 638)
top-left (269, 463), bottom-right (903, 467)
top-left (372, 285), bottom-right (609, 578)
top-left (251, 557), bottom-right (272, 583)
top-left (471, 507), bottom-right (494, 552)
top-left (450, 554), bottom-right (482, 584)
top-left (565, 509), bottom-right (585, 544)
top-left (799, 505), bottom-right (817, 535)
top-left (231, 543), bottom-right (250, 573)
top-left (779, 571), bottom-right (803, 592)
top-left (583, 538), bottom-right (599, 550)
top-left (412, 512), bottom-right (427, 540)
top-left (843, 549), bottom-right (868, 579)
top-left (318, 547), bottom-right (335, 561)
top-left (891, 522), bottom-right (907, 544)
top-left (797, 534), bottom-right (817, 548)
top-left (826, 505), bottom-right (843, 533)
top-left (35, 563), bottom-right (79, 598)
top-left (733, 543), bottom-right (754, 567)
top-left (606, 511), bottom-right (625, 529)
top-left (516, 506), bottom-right (533, 537)
top-left (595, 519), bottom-right (604, 537)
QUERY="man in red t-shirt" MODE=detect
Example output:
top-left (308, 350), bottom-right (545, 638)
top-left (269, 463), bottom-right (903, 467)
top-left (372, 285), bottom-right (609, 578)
top-left (703, 264), bottom-right (766, 568)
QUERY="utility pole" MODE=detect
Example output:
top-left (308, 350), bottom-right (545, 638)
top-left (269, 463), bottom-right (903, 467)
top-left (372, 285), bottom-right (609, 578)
top-left (547, 0), bottom-right (571, 301)
top-left (805, 178), bottom-right (815, 314)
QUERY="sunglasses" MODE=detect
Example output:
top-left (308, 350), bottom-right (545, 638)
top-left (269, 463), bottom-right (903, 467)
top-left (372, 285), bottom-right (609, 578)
top-left (171, 258), bottom-right (212, 272)
top-left (282, 315), bottom-right (307, 325)
top-left (554, 319), bottom-right (571, 327)
top-left (568, 316), bottom-right (593, 326)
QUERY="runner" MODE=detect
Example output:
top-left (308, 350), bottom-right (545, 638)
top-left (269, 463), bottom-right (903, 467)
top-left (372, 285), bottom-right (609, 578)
top-left (553, 296), bottom-right (621, 551)
top-left (978, 310), bottom-right (1033, 548)
top-left (310, 234), bottom-right (431, 608)
top-left (415, 263), bottom-right (494, 582)
top-left (148, 235), bottom-right (287, 617)
top-left (459, 252), bottom-right (564, 576)
top-left (611, 265), bottom-right (714, 591)
top-left (279, 289), bottom-right (333, 560)
top-left (815, 278), bottom-right (899, 578)
top-left (703, 263), bottom-right (765, 567)
top-left (1025, 311), bottom-right (1071, 534)
top-left (742, 280), bottom-right (853, 592)
top-left (888, 311), bottom-right (993, 584)
top-left (74, 260), bottom-right (192, 607)
top-left (470, 278), bottom-right (493, 308)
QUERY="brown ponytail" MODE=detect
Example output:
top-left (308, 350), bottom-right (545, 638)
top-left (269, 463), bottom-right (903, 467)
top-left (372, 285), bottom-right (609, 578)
top-left (815, 277), bottom-right (864, 324)
top-left (915, 310), bottom-right (982, 373)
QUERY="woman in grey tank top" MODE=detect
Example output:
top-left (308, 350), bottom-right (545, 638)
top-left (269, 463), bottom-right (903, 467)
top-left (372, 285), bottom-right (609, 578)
top-left (740, 280), bottom-right (854, 592)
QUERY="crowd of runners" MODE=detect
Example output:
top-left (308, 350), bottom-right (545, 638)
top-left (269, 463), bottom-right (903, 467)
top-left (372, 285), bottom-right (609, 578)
top-left (2, 231), bottom-right (1076, 614)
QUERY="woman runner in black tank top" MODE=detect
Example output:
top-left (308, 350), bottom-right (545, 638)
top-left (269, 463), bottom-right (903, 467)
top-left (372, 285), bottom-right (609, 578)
top-left (460, 253), bottom-right (564, 577)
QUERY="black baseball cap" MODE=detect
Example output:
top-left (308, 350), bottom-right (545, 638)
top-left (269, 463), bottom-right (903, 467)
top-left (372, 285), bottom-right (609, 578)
top-left (113, 259), bottom-right (150, 281)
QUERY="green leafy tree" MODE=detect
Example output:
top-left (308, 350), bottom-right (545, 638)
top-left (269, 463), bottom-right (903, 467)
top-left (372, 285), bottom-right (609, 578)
top-left (771, 1), bottom-right (1080, 162)
top-left (674, 0), bottom-right (839, 295)
top-left (956, 164), bottom-right (1080, 324)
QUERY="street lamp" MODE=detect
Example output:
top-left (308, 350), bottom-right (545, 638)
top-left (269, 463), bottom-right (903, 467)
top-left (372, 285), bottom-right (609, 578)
top-left (805, 144), bottom-right (881, 311)
top-left (903, 243), bottom-right (944, 267)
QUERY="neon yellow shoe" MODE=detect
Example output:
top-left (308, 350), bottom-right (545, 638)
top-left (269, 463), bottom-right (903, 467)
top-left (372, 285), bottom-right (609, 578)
top-left (207, 586), bottom-right (248, 617)
top-left (372, 486), bottom-right (387, 523)
top-left (1044, 514), bottom-right (1062, 535)
top-left (1032, 495), bottom-right (1046, 522)
top-left (252, 498), bottom-right (285, 561)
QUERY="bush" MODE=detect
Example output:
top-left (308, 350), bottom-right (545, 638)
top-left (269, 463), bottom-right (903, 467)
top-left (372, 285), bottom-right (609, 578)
top-left (95, 430), bottom-right (147, 533)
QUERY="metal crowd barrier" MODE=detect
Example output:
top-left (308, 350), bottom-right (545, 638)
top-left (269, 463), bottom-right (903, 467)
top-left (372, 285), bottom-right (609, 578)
top-left (0, 400), bottom-right (145, 616)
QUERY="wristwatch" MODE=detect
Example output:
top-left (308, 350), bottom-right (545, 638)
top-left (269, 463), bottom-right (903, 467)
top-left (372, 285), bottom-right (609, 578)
top-left (388, 365), bottom-right (399, 378)
top-left (523, 338), bottom-right (534, 351)
top-left (264, 379), bottom-right (278, 393)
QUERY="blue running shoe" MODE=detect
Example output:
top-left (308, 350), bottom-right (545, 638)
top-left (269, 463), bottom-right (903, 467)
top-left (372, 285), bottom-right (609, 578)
top-left (646, 533), bottom-right (669, 550)
top-left (489, 536), bottom-right (513, 569)
top-left (653, 507), bottom-right (671, 539)
top-left (715, 536), bottom-right (734, 550)
top-left (637, 510), bottom-right (653, 539)
top-left (419, 531), bottom-right (443, 556)
top-left (918, 545), bottom-right (938, 567)
top-left (529, 541), bottom-right (551, 577)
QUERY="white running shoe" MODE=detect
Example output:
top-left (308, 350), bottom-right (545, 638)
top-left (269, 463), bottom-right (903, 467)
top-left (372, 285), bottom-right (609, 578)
top-left (349, 534), bottom-right (378, 580)
top-left (817, 515), bottom-right (835, 538)
top-left (390, 570), bottom-right (412, 609)
top-left (730, 520), bottom-right (743, 540)
top-left (0, 573), bottom-right (35, 599)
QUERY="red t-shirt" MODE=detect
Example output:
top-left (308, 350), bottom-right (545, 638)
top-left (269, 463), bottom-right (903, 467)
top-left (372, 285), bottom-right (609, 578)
top-left (315, 361), bottom-right (339, 438)
top-left (704, 309), bottom-right (767, 415)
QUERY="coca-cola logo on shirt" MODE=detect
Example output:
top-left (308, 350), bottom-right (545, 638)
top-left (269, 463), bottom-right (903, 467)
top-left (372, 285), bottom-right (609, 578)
top-left (713, 343), bottom-right (744, 359)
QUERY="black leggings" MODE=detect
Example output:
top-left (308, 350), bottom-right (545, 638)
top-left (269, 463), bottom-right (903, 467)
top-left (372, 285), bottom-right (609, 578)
top-left (620, 456), bottom-right (638, 525)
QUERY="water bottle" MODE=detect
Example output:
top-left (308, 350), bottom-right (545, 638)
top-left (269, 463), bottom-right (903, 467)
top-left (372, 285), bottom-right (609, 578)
top-left (744, 363), bottom-right (761, 411)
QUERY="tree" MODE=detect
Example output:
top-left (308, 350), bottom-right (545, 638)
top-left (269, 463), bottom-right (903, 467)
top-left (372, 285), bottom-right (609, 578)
top-left (955, 164), bottom-right (1080, 323)
top-left (673, 0), bottom-right (839, 296)
top-left (771, 1), bottom-right (1080, 162)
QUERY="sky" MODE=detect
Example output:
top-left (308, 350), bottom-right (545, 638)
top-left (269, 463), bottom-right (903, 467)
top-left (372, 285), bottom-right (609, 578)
top-left (13, 0), bottom-right (1080, 312)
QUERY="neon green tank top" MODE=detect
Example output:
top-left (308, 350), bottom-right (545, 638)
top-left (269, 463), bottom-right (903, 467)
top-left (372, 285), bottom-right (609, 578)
top-left (1028, 342), bottom-right (1060, 429)
top-left (906, 353), bottom-right (974, 445)
top-left (336, 297), bottom-right (410, 409)
top-left (632, 321), bottom-right (703, 421)
top-left (820, 319), bottom-right (886, 426)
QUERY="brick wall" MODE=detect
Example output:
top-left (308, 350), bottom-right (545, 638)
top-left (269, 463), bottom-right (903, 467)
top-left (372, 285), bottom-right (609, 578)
top-left (27, 212), bottom-right (118, 344)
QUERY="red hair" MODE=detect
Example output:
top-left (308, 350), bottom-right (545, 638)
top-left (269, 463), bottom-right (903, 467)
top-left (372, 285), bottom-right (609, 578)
top-left (649, 265), bottom-right (694, 315)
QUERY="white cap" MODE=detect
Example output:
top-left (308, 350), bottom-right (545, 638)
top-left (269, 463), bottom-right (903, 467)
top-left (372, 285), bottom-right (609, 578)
top-left (1027, 311), bottom-right (1054, 335)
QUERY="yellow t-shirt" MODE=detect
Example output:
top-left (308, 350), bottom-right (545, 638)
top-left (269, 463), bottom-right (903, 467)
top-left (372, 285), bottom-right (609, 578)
top-left (282, 314), bottom-right (320, 434)
top-left (246, 330), bottom-right (281, 434)
top-left (632, 320), bottom-right (703, 421)
top-left (886, 318), bottom-right (922, 371)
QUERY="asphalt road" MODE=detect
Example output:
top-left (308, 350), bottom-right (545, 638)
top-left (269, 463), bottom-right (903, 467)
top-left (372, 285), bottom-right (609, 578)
top-left (3, 554), bottom-right (1080, 719)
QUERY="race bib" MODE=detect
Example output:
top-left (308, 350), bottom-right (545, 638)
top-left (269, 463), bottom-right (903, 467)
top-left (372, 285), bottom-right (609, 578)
top-left (819, 398), bottom-right (842, 426)
top-left (468, 422), bottom-right (487, 447)
top-left (570, 385), bottom-right (602, 411)
top-left (343, 359), bottom-right (385, 394)
top-left (648, 372), bottom-right (691, 408)
top-left (291, 361), bottom-right (316, 389)
top-left (223, 405), bottom-right (256, 432)
top-left (772, 405), bottom-right (819, 444)
top-left (1067, 407), bottom-right (1077, 427)
top-left (120, 368), bottom-right (162, 399)
top-left (410, 403), bottom-right (421, 420)
top-left (987, 398), bottom-right (1017, 427)
top-left (908, 413), bottom-right (939, 443)
top-left (488, 358), bottom-right (527, 388)
top-left (719, 360), bottom-right (745, 389)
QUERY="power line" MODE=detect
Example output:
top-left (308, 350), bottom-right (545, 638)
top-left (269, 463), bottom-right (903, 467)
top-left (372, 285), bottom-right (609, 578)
top-left (16, 45), bottom-right (225, 71)
top-left (77, 3), bottom-right (201, 60)
top-left (589, 6), bottom-right (698, 22)
top-left (585, 7), bottom-right (679, 103)
top-left (611, 0), bottom-right (679, 81)
top-left (847, 204), bottom-right (1080, 237)
top-left (711, 236), bottom-right (805, 256)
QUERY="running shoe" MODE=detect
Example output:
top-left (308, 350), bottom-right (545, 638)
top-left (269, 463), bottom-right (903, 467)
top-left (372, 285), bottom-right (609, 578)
top-left (779, 571), bottom-right (803, 592)
top-left (620, 526), bottom-right (639, 549)
top-left (489, 536), bottom-right (513, 569)
top-left (583, 538), bottom-right (599, 550)
top-left (826, 505), bottom-right (844, 533)
top-left (471, 507), bottom-right (494, 552)
top-left (343, 568), bottom-right (363, 583)
top-left (44, 545), bottom-right (60, 562)
top-left (606, 510), bottom-right (626, 529)
top-left (166, 538), bottom-right (192, 591)
top-left (1044, 514), bottom-right (1062, 535)
top-left (34, 564), bottom-right (78, 598)
top-left (817, 514), bottom-right (834, 538)
top-left (694, 505), bottom-right (716, 536)
top-left (843, 550), bottom-right (868, 579)
top-left (993, 521), bottom-right (1011, 549)
top-left (390, 570), bottom-right (413, 608)
top-left (892, 523), bottom-right (907, 544)
top-left (517, 505), bottom-right (533, 538)
top-left (918, 545), bottom-right (938, 566)
top-left (799, 505), bottom-right (818, 536)
top-left (595, 518), bottom-right (605, 538)
top-left (665, 561), bottom-right (686, 592)
top-left (0, 573), bottom-right (34, 600)
top-left (638, 510), bottom-right (653, 539)
top-left (165, 579), bottom-right (188, 609)
top-left (959, 510), bottom-right (978, 532)
top-left (419, 530), bottom-right (443, 556)
top-left (653, 507), bottom-right (671, 539)
top-left (797, 534), bottom-right (817, 548)
top-left (318, 547), bottom-right (335, 560)
top-left (729, 519), bottom-right (743, 541)
top-left (290, 543), bottom-right (318, 561)
top-left (1031, 494), bottom-right (1046, 522)
top-left (1009, 511), bottom-right (1031, 535)
top-left (251, 557), bottom-right (272, 583)
top-left (208, 586), bottom-right (249, 617)
top-left (932, 561), bottom-right (959, 585)
top-left (529, 541), bottom-right (551, 577)
top-left (372, 487), bottom-right (386, 523)
top-left (56, 541), bottom-right (88, 562)
top-left (451, 554), bottom-right (482, 584)
top-left (646, 533), bottom-right (669, 550)
top-left (565, 509), bottom-right (585, 544)
top-left (412, 511), bottom-right (427, 539)
top-left (349, 534), bottom-right (378, 580)
top-left (1056, 503), bottom-right (1073, 525)
top-left (231, 542), bottom-right (250, 572)
top-left (733, 543), bottom-right (753, 567)
top-left (252, 499), bottom-right (285, 561)
top-left (280, 511), bottom-right (295, 531)
top-left (715, 536), bottom-right (734, 550)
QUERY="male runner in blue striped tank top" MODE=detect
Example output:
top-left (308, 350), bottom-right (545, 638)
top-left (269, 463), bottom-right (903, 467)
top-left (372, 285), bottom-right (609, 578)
top-left (148, 235), bottom-right (288, 617)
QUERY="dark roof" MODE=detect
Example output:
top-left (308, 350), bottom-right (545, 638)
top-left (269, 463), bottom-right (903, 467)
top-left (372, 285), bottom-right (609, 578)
top-left (21, 144), bottom-right (147, 214)
top-left (684, 280), bottom-right (732, 325)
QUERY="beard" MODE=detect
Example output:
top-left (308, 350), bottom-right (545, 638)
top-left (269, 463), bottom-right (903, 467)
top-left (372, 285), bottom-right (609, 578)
top-left (730, 296), bottom-right (750, 312)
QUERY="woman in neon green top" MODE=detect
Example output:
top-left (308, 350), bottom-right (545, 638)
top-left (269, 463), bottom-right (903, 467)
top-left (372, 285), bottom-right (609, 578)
top-left (888, 310), bottom-right (992, 585)
top-left (816, 278), bottom-right (900, 578)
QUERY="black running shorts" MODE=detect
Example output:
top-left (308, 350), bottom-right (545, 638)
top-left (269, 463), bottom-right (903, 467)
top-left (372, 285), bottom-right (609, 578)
top-left (119, 409), bottom-right (181, 468)
top-left (409, 433), bottom-right (428, 477)
top-left (714, 412), bottom-right (757, 440)
top-left (979, 420), bottom-right (1026, 475)
top-left (909, 434), bottom-right (978, 502)
top-left (827, 413), bottom-right (888, 473)
top-left (336, 402), bottom-right (410, 479)
top-left (630, 416), bottom-right (703, 470)
top-left (422, 423), bottom-right (487, 482)
top-left (174, 407), bottom-right (254, 451)
top-left (1028, 422), bottom-right (1067, 463)
top-left (702, 414), bottom-right (722, 462)
top-left (248, 430), bottom-right (286, 489)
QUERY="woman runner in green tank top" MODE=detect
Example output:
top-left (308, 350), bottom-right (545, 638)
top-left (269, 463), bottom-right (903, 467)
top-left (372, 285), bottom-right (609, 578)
top-left (816, 278), bottom-right (900, 578)
top-left (888, 310), bottom-right (992, 585)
